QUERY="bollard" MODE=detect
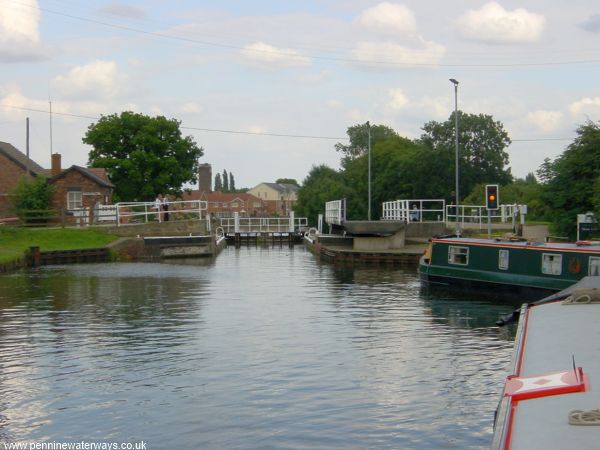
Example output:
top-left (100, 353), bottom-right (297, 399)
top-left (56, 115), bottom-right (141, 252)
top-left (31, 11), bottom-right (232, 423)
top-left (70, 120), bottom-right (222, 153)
top-left (29, 246), bottom-right (41, 267)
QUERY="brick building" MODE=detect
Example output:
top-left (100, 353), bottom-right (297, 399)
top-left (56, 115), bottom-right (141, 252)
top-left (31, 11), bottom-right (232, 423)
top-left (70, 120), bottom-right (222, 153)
top-left (182, 190), bottom-right (266, 218)
top-left (47, 154), bottom-right (114, 224)
top-left (0, 141), bottom-right (49, 217)
top-left (247, 182), bottom-right (299, 215)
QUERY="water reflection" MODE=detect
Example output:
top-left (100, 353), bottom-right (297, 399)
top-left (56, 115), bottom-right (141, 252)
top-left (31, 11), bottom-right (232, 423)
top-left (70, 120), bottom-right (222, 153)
top-left (0, 248), bottom-right (514, 449)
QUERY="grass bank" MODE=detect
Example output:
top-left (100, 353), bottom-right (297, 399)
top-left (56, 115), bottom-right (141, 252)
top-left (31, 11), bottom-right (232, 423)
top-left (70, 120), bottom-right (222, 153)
top-left (0, 227), bottom-right (118, 264)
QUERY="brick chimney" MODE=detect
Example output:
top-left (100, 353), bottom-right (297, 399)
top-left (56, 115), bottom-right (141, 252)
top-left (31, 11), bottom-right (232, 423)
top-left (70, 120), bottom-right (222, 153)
top-left (198, 163), bottom-right (212, 193)
top-left (51, 153), bottom-right (61, 176)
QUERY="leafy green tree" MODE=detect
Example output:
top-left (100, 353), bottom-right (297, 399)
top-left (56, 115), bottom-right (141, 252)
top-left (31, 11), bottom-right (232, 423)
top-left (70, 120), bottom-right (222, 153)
top-left (84, 111), bottom-right (204, 201)
top-left (10, 176), bottom-right (54, 222)
top-left (420, 111), bottom-right (512, 201)
top-left (214, 173), bottom-right (223, 191)
top-left (335, 122), bottom-right (398, 167)
top-left (343, 136), bottom-right (427, 219)
top-left (294, 165), bottom-right (350, 225)
top-left (539, 121), bottom-right (600, 237)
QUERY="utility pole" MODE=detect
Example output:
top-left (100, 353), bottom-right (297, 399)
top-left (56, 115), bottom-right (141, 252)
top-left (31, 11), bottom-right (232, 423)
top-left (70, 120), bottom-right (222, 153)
top-left (26, 117), bottom-right (30, 178)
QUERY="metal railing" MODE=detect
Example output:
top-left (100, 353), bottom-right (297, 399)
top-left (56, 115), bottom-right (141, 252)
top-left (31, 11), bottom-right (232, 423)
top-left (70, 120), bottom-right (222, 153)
top-left (446, 204), bottom-right (527, 228)
top-left (325, 199), bottom-right (346, 225)
top-left (114, 200), bottom-right (207, 225)
top-left (219, 215), bottom-right (309, 234)
top-left (382, 199), bottom-right (446, 222)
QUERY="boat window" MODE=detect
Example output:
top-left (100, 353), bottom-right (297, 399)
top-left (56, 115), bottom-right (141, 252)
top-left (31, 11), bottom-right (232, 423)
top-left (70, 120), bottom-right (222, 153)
top-left (499, 249), bottom-right (509, 270)
top-left (589, 257), bottom-right (600, 276)
top-left (542, 253), bottom-right (562, 275)
top-left (448, 246), bottom-right (469, 265)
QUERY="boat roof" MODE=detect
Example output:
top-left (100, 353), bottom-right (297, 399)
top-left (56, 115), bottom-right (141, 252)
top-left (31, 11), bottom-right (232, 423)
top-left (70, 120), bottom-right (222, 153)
top-left (493, 281), bottom-right (600, 449)
top-left (432, 237), bottom-right (600, 252)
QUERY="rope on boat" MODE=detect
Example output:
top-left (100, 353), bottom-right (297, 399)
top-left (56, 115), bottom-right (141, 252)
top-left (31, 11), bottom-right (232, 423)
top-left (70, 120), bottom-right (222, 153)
top-left (563, 288), bottom-right (600, 304)
top-left (568, 409), bottom-right (600, 425)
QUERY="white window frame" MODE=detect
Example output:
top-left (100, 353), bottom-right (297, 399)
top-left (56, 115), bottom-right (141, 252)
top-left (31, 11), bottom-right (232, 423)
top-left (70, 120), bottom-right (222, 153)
top-left (589, 256), bottom-right (600, 276)
top-left (448, 246), bottom-right (469, 265)
top-left (542, 253), bottom-right (562, 275)
top-left (67, 189), bottom-right (82, 210)
top-left (499, 249), bottom-right (509, 270)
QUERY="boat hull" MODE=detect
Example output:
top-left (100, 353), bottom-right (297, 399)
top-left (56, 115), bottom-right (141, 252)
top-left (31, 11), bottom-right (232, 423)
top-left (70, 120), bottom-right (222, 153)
top-left (418, 237), bottom-right (600, 298)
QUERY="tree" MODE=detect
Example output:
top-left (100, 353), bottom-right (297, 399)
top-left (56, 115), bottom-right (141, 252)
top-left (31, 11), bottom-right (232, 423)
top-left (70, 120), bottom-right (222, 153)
top-left (538, 121), bottom-right (600, 237)
top-left (84, 111), bottom-right (204, 201)
top-left (335, 122), bottom-right (398, 167)
top-left (294, 165), bottom-right (350, 225)
top-left (10, 176), bottom-right (54, 222)
top-left (222, 169), bottom-right (229, 192)
top-left (276, 178), bottom-right (299, 187)
top-left (343, 136), bottom-right (427, 219)
top-left (420, 111), bottom-right (512, 201)
top-left (229, 172), bottom-right (235, 191)
top-left (214, 173), bottom-right (223, 191)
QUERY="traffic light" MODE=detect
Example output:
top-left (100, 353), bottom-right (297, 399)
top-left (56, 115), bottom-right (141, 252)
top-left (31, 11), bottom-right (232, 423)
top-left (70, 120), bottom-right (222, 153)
top-left (486, 184), bottom-right (499, 210)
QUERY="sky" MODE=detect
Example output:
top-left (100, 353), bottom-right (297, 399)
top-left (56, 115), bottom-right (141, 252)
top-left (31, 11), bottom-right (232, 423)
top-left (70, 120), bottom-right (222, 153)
top-left (1, 0), bottom-right (600, 189)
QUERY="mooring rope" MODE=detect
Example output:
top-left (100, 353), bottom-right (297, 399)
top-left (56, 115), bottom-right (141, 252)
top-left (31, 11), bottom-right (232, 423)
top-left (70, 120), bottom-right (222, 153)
top-left (563, 288), bottom-right (600, 304)
top-left (568, 409), bottom-right (600, 425)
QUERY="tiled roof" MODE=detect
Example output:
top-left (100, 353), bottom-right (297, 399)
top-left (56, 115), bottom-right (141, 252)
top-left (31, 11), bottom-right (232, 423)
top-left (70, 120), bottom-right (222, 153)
top-left (261, 182), bottom-right (300, 193)
top-left (48, 165), bottom-right (114, 188)
top-left (182, 191), bottom-right (261, 203)
top-left (0, 141), bottom-right (49, 176)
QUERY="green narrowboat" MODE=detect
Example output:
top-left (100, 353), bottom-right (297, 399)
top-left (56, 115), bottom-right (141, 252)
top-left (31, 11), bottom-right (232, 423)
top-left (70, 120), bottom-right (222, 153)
top-left (419, 237), bottom-right (600, 298)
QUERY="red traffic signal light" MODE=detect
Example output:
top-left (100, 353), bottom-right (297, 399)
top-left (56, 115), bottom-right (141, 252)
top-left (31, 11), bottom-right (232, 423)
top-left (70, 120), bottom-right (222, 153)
top-left (486, 185), bottom-right (499, 210)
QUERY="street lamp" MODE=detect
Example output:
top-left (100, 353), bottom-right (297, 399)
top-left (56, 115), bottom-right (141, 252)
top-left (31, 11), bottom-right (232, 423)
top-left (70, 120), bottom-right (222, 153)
top-left (367, 121), bottom-right (372, 221)
top-left (449, 78), bottom-right (460, 236)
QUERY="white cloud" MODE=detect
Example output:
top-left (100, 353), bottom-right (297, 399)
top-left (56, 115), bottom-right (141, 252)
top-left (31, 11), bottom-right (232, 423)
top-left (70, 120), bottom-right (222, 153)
top-left (241, 42), bottom-right (311, 68)
top-left (569, 97), bottom-right (600, 119)
top-left (456, 2), bottom-right (545, 44)
top-left (387, 88), bottom-right (409, 111)
top-left (52, 61), bottom-right (121, 99)
top-left (416, 96), bottom-right (450, 120)
top-left (0, 0), bottom-right (46, 61)
top-left (352, 39), bottom-right (445, 67)
top-left (356, 2), bottom-right (417, 35)
top-left (179, 102), bottom-right (203, 114)
top-left (527, 110), bottom-right (563, 133)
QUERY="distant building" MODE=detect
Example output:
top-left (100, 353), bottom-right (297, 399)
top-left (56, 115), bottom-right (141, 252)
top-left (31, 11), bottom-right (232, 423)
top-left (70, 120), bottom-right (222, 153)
top-left (182, 190), bottom-right (267, 218)
top-left (247, 182), bottom-right (299, 215)
top-left (198, 163), bottom-right (212, 193)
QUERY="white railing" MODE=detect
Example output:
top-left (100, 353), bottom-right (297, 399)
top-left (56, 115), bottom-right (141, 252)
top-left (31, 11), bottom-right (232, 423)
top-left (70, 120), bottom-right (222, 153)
top-left (382, 199), bottom-right (446, 222)
top-left (219, 214), bottom-right (309, 234)
top-left (115, 200), bottom-right (208, 226)
top-left (325, 199), bottom-right (346, 225)
top-left (446, 204), bottom-right (527, 227)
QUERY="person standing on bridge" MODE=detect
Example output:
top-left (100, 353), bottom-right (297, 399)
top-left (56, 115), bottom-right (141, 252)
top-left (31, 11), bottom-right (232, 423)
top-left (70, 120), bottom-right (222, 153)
top-left (163, 194), bottom-right (170, 222)
top-left (154, 194), bottom-right (162, 222)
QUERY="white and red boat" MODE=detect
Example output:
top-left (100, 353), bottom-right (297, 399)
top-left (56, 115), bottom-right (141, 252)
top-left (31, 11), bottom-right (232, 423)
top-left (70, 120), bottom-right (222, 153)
top-left (492, 276), bottom-right (600, 449)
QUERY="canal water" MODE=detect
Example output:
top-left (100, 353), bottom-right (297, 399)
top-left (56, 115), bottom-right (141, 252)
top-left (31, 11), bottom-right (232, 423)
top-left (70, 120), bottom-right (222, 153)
top-left (0, 246), bottom-right (519, 449)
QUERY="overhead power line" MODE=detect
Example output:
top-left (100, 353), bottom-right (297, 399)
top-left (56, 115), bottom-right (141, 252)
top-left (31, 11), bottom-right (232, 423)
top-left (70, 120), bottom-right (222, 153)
top-left (7, 0), bottom-right (600, 68)
top-left (0, 102), bottom-right (576, 143)
top-left (0, 103), bottom-right (348, 140)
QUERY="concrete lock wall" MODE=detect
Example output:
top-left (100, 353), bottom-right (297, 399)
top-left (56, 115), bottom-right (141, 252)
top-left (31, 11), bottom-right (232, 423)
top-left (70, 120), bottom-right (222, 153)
top-left (353, 229), bottom-right (406, 251)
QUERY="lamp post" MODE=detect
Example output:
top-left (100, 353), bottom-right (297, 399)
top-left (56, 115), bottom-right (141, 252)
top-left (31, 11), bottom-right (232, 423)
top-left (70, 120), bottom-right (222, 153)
top-left (367, 121), bottom-right (372, 221)
top-left (449, 78), bottom-right (460, 236)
